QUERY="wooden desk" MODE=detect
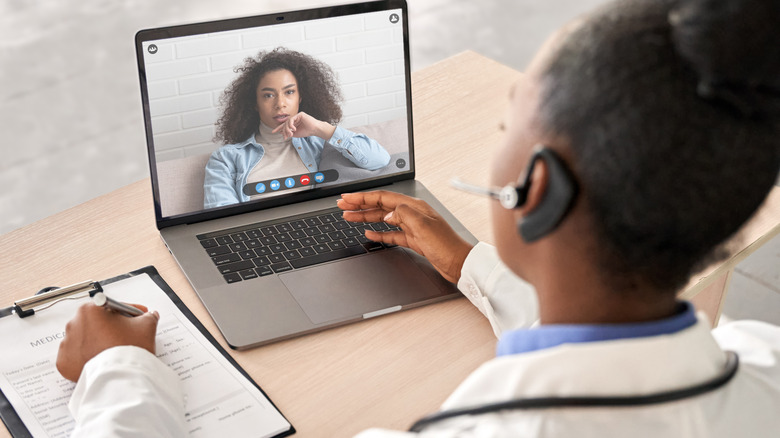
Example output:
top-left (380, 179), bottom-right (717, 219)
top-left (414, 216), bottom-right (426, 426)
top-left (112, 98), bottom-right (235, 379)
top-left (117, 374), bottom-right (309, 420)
top-left (1, 51), bottom-right (778, 437)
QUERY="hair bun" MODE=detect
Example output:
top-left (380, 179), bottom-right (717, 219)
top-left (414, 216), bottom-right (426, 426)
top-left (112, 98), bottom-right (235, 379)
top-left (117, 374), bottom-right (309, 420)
top-left (670, 0), bottom-right (780, 118)
top-left (670, 0), bottom-right (780, 88)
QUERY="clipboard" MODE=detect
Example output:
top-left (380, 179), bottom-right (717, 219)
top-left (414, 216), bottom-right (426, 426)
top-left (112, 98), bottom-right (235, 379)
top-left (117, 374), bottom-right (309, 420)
top-left (0, 266), bottom-right (295, 438)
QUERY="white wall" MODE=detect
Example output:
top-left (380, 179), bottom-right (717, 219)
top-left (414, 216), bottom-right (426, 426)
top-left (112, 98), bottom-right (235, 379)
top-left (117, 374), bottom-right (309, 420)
top-left (142, 10), bottom-right (407, 162)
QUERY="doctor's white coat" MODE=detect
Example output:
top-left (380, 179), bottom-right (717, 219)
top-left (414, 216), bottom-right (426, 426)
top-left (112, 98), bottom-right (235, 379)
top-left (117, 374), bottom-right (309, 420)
top-left (69, 243), bottom-right (780, 437)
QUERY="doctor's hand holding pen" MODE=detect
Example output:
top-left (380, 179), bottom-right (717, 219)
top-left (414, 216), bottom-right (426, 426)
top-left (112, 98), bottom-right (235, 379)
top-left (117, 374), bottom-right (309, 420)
top-left (56, 301), bottom-right (159, 381)
top-left (338, 191), bottom-right (474, 284)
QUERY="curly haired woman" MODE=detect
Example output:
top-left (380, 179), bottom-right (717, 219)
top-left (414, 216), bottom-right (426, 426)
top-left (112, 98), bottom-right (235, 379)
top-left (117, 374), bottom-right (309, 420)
top-left (203, 48), bottom-right (390, 209)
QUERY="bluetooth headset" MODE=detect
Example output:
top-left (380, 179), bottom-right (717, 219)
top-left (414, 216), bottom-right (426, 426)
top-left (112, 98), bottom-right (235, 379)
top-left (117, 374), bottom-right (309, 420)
top-left (481, 145), bottom-right (579, 242)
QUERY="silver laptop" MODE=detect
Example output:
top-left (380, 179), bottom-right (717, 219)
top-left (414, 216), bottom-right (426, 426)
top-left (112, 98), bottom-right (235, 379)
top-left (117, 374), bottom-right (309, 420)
top-left (135, 0), bottom-right (476, 349)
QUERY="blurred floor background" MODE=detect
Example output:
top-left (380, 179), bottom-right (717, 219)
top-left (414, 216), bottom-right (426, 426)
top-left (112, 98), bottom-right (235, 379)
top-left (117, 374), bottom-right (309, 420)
top-left (2, 0), bottom-right (777, 324)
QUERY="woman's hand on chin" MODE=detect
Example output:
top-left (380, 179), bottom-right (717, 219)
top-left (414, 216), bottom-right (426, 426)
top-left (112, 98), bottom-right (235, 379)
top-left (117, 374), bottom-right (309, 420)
top-left (272, 112), bottom-right (337, 141)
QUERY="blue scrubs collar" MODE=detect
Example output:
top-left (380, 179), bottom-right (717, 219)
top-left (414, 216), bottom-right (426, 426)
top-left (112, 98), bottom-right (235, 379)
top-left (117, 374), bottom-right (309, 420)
top-left (496, 301), bottom-right (697, 356)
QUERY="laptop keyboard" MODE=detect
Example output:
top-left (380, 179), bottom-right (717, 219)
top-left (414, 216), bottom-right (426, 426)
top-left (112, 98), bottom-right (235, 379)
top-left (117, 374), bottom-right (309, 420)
top-left (197, 208), bottom-right (401, 284)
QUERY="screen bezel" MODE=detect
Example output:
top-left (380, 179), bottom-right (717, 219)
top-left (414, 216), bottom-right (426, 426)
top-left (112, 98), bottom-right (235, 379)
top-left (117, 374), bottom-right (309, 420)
top-left (134, 0), bottom-right (414, 230)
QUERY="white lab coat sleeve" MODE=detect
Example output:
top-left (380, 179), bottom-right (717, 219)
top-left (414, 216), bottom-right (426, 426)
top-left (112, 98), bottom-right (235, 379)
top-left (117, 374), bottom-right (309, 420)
top-left (456, 242), bottom-right (539, 338)
top-left (711, 319), bottom-right (780, 377)
top-left (68, 345), bottom-right (188, 438)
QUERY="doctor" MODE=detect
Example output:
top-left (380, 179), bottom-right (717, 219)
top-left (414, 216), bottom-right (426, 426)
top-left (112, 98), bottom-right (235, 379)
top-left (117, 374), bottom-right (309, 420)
top-left (56, 0), bottom-right (780, 436)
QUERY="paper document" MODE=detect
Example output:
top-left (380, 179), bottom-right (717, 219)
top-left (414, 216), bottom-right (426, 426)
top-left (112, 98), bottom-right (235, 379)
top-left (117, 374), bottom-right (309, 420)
top-left (0, 273), bottom-right (290, 437)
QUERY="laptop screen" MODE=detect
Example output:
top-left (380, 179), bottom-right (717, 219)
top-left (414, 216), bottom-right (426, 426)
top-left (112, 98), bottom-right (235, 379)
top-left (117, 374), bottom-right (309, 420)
top-left (136, 1), bottom-right (412, 222)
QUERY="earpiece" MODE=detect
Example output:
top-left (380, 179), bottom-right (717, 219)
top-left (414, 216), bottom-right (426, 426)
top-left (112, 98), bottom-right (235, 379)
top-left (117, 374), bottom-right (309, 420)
top-left (503, 146), bottom-right (578, 242)
top-left (519, 147), bottom-right (578, 242)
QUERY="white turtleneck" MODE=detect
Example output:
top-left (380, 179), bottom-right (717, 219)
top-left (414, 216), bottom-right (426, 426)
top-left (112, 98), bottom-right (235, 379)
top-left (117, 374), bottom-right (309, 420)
top-left (247, 122), bottom-right (311, 200)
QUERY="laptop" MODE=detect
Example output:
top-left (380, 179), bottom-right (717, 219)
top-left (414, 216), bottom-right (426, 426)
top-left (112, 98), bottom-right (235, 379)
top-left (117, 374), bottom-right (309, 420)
top-left (135, 0), bottom-right (477, 349)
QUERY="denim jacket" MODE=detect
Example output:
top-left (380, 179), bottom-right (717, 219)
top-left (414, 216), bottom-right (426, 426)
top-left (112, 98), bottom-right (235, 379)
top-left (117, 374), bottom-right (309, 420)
top-left (204, 126), bottom-right (390, 209)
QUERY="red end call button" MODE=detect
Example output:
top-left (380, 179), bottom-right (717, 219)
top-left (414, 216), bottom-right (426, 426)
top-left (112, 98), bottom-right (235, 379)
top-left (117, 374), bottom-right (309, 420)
top-left (300, 175), bottom-right (311, 185)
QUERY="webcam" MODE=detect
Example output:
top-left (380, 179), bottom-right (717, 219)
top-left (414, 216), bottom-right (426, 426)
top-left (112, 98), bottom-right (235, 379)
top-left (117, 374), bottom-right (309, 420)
top-left (276, 16), bottom-right (284, 21)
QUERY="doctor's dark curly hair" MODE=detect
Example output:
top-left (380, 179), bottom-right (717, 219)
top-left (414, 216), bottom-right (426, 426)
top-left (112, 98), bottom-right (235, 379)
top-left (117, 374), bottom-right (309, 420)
top-left (537, 0), bottom-right (780, 293)
top-left (215, 48), bottom-right (343, 145)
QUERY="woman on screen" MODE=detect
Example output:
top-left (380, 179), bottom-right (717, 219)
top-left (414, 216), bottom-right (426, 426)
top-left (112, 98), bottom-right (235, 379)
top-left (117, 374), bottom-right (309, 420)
top-left (203, 48), bottom-right (391, 209)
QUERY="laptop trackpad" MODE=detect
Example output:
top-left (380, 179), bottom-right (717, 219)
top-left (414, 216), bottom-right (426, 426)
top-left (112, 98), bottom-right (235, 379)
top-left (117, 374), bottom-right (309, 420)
top-left (279, 249), bottom-right (444, 325)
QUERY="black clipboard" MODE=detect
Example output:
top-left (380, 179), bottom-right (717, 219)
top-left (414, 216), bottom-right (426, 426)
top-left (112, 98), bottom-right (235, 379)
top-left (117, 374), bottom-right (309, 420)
top-left (0, 266), bottom-right (295, 438)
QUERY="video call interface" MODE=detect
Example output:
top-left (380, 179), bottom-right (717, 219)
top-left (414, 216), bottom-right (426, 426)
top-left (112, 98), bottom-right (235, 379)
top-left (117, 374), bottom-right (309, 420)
top-left (141, 9), bottom-right (411, 219)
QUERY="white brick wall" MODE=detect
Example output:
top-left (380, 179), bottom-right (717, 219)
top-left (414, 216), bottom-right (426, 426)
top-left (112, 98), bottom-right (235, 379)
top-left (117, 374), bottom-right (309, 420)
top-left (142, 9), bottom-right (407, 162)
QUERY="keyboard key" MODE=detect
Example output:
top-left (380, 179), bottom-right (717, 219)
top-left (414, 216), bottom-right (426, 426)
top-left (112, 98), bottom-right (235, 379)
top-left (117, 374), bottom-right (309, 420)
top-left (357, 235), bottom-right (370, 244)
top-left (364, 241), bottom-right (385, 252)
top-left (246, 229), bottom-right (263, 239)
top-left (313, 244), bottom-right (331, 254)
top-left (239, 269), bottom-right (258, 280)
top-left (275, 223), bottom-right (293, 233)
top-left (319, 224), bottom-right (336, 233)
top-left (285, 241), bottom-right (303, 250)
top-left (328, 231), bottom-right (346, 241)
top-left (269, 244), bottom-right (286, 253)
top-left (275, 232), bottom-right (292, 242)
top-left (261, 226), bottom-right (278, 235)
top-left (268, 254), bottom-right (285, 263)
top-left (216, 236), bottom-right (233, 245)
top-left (371, 223), bottom-right (390, 232)
top-left (231, 232), bottom-right (248, 241)
top-left (260, 236), bottom-right (277, 245)
top-left (299, 247), bottom-right (316, 257)
top-left (318, 214), bottom-right (336, 224)
top-left (304, 217), bottom-right (322, 226)
top-left (333, 221), bottom-right (350, 230)
top-left (328, 241), bottom-right (346, 250)
top-left (290, 230), bottom-right (307, 239)
top-left (223, 273), bottom-right (241, 284)
top-left (343, 237), bottom-right (360, 247)
top-left (253, 256), bottom-right (270, 266)
top-left (256, 266), bottom-right (274, 276)
top-left (304, 228), bottom-right (321, 236)
top-left (283, 250), bottom-right (302, 260)
top-left (314, 235), bottom-right (331, 244)
top-left (245, 239), bottom-right (261, 249)
top-left (271, 262), bottom-right (293, 273)
top-left (343, 228), bottom-right (360, 237)
top-left (255, 247), bottom-right (272, 256)
top-left (212, 253), bottom-right (241, 266)
top-left (290, 220), bottom-right (306, 230)
top-left (218, 260), bottom-right (255, 274)
top-left (300, 237), bottom-right (317, 246)
top-left (200, 238), bottom-right (217, 248)
top-left (290, 245), bottom-right (367, 269)
top-left (229, 242), bottom-right (247, 252)
top-left (353, 224), bottom-right (371, 233)
top-left (239, 250), bottom-right (256, 260)
top-left (206, 246), bottom-right (232, 257)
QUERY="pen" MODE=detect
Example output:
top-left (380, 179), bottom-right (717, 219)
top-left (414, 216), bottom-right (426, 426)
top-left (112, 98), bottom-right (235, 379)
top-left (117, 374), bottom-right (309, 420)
top-left (91, 292), bottom-right (145, 317)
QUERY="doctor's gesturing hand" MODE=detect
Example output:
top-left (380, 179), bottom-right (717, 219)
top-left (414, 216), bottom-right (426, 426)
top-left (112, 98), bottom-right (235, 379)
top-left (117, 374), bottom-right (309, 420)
top-left (338, 191), bottom-right (474, 283)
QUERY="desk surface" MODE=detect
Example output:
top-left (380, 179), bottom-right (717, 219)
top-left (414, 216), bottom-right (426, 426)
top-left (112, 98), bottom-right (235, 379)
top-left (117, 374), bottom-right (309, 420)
top-left (1, 51), bottom-right (779, 437)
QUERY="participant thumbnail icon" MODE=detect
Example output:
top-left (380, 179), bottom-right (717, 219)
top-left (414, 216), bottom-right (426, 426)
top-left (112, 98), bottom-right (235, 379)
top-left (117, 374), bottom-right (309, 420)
top-left (284, 177), bottom-right (295, 188)
top-left (270, 180), bottom-right (281, 191)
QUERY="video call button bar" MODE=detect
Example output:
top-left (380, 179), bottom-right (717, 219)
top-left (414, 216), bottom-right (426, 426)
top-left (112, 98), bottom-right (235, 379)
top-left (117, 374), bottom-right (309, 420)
top-left (242, 169), bottom-right (340, 196)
